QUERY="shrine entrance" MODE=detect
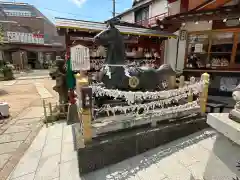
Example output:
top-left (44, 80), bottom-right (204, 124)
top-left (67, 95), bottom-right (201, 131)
top-left (27, 51), bottom-right (38, 69)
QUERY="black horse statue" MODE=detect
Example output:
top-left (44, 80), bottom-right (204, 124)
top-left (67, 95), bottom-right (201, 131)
top-left (94, 21), bottom-right (175, 91)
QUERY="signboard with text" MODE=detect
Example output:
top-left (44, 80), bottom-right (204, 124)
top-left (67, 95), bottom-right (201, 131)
top-left (7, 32), bottom-right (44, 44)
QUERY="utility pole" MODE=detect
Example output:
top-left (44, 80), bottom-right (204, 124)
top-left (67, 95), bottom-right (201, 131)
top-left (112, 0), bottom-right (116, 18)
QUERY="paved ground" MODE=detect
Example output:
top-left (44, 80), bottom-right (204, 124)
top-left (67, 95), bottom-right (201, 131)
top-left (1, 70), bottom-right (239, 180)
top-left (5, 122), bottom-right (240, 180)
top-left (14, 70), bottom-right (50, 80)
top-left (0, 76), bottom-right (58, 180)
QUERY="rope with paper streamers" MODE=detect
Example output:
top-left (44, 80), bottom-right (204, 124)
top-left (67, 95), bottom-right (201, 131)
top-left (91, 81), bottom-right (203, 104)
top-left (94, 100), bottom-right (200, 119)
top-left (96, 93), bottom-right (190, 116)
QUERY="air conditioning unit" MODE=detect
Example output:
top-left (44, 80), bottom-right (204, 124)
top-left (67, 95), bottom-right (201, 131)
top-left (0, 102), bottom-right (9, 118)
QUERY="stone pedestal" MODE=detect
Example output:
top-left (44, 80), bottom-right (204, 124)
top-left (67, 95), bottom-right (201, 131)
top-left (73, 115), bottom-right (208, 174)
top-left (229, 109), bottom-right (240, 123)
top-left (206, 113), bottom-right (240, 180)
top-left (207, 113), bottom-right (240, 146)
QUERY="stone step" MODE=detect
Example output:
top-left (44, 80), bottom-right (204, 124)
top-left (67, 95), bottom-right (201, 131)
top-left (207, 113), bottom-right (240, 146)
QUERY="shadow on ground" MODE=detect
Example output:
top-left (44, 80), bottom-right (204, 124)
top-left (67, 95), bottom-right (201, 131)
top-left (83, 130), bottom-right (217, 180)
top-left (0, 90), bottom-right (8, 96)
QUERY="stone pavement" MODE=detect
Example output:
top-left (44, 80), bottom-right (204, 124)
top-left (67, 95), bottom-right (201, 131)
top-left (6, 121), bottom-right (240, 180)
top-left (0, 77), bottom-right (58, 180)
top-left (14, 70), bottom-right (50, 80)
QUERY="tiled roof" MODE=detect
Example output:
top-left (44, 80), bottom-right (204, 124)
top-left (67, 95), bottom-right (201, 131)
top-left (55, 17), bottom-right (177, 38)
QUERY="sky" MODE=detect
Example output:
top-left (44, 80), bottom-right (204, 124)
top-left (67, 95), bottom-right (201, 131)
top-left (1, 0), bottom-right (133, 22)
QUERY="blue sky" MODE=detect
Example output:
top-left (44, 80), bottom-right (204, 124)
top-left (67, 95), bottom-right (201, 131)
top-left (2, 0), bottom-right (133, 22)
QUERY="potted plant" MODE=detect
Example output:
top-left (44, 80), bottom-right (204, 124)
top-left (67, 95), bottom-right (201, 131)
top-left (0, 62), bottom-right (14, 80)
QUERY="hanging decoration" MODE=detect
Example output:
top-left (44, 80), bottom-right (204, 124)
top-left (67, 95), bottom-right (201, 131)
top-left (91, 81), bottom-right (203, 104)
top-left (151, 100), bottom-right (199, 117)
top-left (95, 93), bottom-right (192, 115)
top-left (95, 100), bottom-right (200, 119)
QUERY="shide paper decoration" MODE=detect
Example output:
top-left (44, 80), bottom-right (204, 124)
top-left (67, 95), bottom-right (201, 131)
top-left (150, 100), bottom-right (200, 118)
top-left (95, 100), bottom-right (200, 118)
top-left (91, 81), bottom-right (204, 104)
top-left (96, 96), bottom-right (199, 116)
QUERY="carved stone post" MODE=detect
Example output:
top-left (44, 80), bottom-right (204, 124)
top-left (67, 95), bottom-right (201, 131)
top-left (77, 74), bottom-right (92, 144)
top-left (168, 75), bottom-right (176, 89)
top-left (200, 73), bottom-right (210, 115)
top-left (188, 77), bottom-right (195, 102)
top-left (51, 59), bottom-right (68, 114)
top-left (179, 75), bottom-right (185, 88)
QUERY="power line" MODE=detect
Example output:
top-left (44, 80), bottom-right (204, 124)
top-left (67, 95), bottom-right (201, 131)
top-left (41, 7), bottom-right (94, 19)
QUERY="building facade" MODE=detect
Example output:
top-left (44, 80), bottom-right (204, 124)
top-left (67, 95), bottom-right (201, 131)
top-left (111, 0), bottom-right (188, 28)
top-left (109, 0), bottom-right (189, 71)
top-left (0, 2), bottom-right (65, 69)
top-left (113, 0), bottom-right (240, 73)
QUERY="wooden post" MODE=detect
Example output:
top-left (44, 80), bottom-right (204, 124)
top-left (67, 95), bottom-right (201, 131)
top-left (179, 75), bottom-right (185, 88)
top-left (188, 89), bottom-right (193, 102)
top-left (49, 102), bottom-right (53, 123)
top-left (43, 100), bottom-right (47, 123)
top-left (200, 73), bottom-right (210, 115)
top-left (82, 109), bottom-right (92, 143)
top-left (78, 75), bottom-right (92, 143)
top-left (168, 75), bottom-right (176, 89)
top-left (188, 77), bottom-right (195, 102)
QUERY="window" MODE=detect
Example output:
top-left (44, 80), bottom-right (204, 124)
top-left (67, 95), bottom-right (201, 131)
top-left (135, 6), bottom-right (149, 23)
top-left (209, 32), bottom-right (233, 67)
top-left (186, 31), bottom-right (237, 69)
top-left (186, 33), bottom-right (209, 68)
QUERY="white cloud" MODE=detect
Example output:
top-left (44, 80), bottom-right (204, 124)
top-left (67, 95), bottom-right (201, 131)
top-left (71, 0), bottom-right (87, 7)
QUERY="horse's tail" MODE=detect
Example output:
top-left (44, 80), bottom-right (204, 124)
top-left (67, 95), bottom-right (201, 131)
top-left (156, 64), bottom-right (176, 76)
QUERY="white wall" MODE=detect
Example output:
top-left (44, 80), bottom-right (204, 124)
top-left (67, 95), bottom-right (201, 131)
top-left (164, 31), bottom-right (185, 72)
top-left (150, 0), bottom-right (168, 18)
top-left (165, 31), bottom-right (178, 70)
top-left (121, 0), bottom-right (181, 23)
top-left (120, 12), bottom-right (135, 23)
top-left (168, 0), bottom-right (181, 16)
top-left (150, 0), bottom-right (181, 18)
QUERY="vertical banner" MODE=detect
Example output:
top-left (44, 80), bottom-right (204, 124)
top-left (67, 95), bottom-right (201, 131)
top-left (70, 45), bottom-right (90, 71)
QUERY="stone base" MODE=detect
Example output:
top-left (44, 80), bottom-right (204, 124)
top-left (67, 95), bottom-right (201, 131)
top-left (73, 115), bottom-right (208, 175)
top-left (229, 109), bottom-right (240, 123)
top-left (207, 113), bottom-right (240, 146)
top-left (67, 104), bottom-right (79, 125)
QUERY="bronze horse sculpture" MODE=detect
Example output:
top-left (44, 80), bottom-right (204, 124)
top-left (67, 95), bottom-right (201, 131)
top-left (94, 22), bottom-right (175, 91)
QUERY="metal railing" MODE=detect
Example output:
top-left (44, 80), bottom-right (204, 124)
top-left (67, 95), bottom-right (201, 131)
top-left (42, 100), bottom-right (68, 126)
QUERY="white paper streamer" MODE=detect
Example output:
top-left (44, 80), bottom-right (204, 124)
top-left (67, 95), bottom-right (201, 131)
top-left (95, 100), bottom-right (200, 118)
top-left (151, 100), bottom-right (199, 118)
top-left (91, 81), bottom-right (203, 104)
top-left (97, 93), bottom-right (190, 115)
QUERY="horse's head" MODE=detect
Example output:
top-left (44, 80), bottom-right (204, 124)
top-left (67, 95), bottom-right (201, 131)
top-left (94, 21), bottom-right (120, 47)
